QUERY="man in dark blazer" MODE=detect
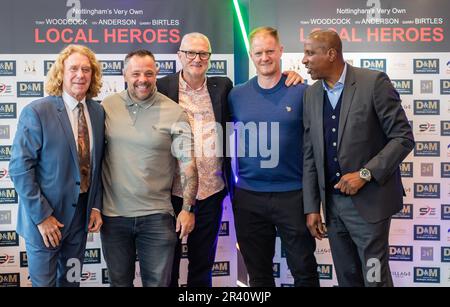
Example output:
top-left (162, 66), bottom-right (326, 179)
top-left (157, 32), bottom-right (233, 287)
top-left (9, 45), bottom-right (104, 287)
top-left (158, 32), bottom-right (303, 287)
top-left (302, 30), bottom-right (414, 286)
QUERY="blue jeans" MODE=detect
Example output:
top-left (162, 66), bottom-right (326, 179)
top-left (100, 213), bottom-right (177, 287)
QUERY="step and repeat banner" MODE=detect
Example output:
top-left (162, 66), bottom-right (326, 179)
top-left (249, 0), bottom-right (450, 286)
top-left (0, 0), bottom-right (236, 287)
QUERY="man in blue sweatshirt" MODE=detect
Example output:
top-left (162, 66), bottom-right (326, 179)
top-left (228, 27), bottom-right (319, 287)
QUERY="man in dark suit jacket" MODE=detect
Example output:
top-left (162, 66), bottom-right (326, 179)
top-left (9, 45), bottom-right (105, 287)
top-left (157, 32), bottom-right (233, 287)
top-left (302, 30), bottom-right (414, 286)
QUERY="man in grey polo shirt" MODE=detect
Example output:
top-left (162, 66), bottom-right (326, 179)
top-left (100, 49), bottom-right (198, 287)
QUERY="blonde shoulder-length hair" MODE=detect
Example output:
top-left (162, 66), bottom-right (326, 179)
top-left (45, 44), bottom-right (102, 99)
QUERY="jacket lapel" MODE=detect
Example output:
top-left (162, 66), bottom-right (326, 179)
top-left (337, 65), bottom-right (356, 152)
top-left (86, 99), bottom-right (99, 174)
top-left (167, 72), bottom-right (180, 103)
top-left (55, 96), bottom-right (80, 174)
top-left (313, 84), bottom-right (325, 162)
top-left (207, 78), bottom-right (222, 123)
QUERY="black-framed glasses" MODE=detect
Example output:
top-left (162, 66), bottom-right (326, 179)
top-left (179, 50), bottom-right (211, 60)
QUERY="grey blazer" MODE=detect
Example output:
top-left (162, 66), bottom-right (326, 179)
top-left (303, 65), bottom-right (414, 223)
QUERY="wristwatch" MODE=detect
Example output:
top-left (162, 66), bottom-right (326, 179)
top-left (359, 168), bottom-right (372, 182)
top-left (182, 204), bottom-right (195, 214)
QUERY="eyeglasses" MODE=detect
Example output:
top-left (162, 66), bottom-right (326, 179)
top-left (179, 50), bottom-right (211, 60)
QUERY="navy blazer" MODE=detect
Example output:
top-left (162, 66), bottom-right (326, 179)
top-left (157, 72), bottom-right (235, 199)
top-left (9, 96), bottom-right (105, 248)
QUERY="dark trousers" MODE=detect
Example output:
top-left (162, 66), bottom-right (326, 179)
top-left (170, 188), bottom-right (226, 287)
top-left (26, 193), bottom-right (88, 287)
top-left (326, 193), bottom-right (393, 287)
top-left (233, 187), bottom-right (319, 287)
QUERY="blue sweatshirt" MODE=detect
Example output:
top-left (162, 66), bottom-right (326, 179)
top-left (228, 75), bottom-right (307, 192)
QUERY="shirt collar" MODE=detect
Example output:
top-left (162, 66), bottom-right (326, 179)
top-left (124, 87), bottom-right (156, 110)
top-left (322, 62), bottom-right (347, 91)
top-left (179, 70), bottom-right (207, 91)
top-left (63, 91), bottom-right (86, 111)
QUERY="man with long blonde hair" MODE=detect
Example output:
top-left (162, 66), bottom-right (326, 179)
top-left (9, 44), bottom-right (105, 287)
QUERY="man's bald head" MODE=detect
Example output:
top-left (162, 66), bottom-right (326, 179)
top-left (308, 30), bottom-right (342, 55)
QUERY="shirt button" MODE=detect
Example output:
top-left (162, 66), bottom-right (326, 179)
top-left (336, 172), bottom-right (340, 177)
top-left (334, 157), bottom-right (338, 162)
top-left (332, 128), bottom-right (336, 132)
top-left (332, 115), bottom-right (336, 119)
top-left (333, 142), bottom-right (337, 147)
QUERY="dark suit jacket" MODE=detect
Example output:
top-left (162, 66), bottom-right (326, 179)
top-left (157, 72), bottom-right (234, 199)
top-left (9, 96), bottom-right (105, 248)
top-left (303, 65), bottom-right (414, 223)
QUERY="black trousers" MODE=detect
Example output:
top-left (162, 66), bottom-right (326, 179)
top-left (170, 189), bottom-right (226, 287)
top-left (233, 187), bottom-right (319, 287)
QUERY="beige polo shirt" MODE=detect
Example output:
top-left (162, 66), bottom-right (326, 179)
top-left (102, 89), bottom-right (193, 217)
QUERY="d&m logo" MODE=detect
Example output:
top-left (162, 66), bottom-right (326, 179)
top-left (0, 273), bottom-right (20, 287)
top-left (414, 183), bottom-right (440, 199)
top-left (420, 80), bottom-right (433, 94)
top-left (0, 231), bottom-right (19, 246)
top-left (414, 267), bottom-right (440, 283)
top-left (414, 100), bottom-right (439, 115)
top-left (0, 210), bottom-right (11, 224)
top-left (414, 142), bottom-right (440, 157)
top-left (0, 145), bottom-right (12, 161)
top-left (44, 60), bottom-right (55, 76)
top-left (0, 83), bottom-right (12, 95)
top-left (393, 204), bottom-right (413, 219)
top-left (212, 261), bottom-right (230, 276)
top-left (0, 188), bottom-right (17, 204)
top-left (83, 248), bottom-right (101, 264)
top-left (101, 268), bottom-right (110, 284)
top-left (391, 79), bottom-right (413, 95)
top-left (413, 59), bottom-right (439, 74)
top-left (156, 60), bottom-right (176, 75)
top-left (219, 221), bottom-right (229, 236)
top-left (442, 163), bottom-right (450, 178)
top-left (0, 254), bottom-right (15, 265)
top-left (272, 262), bottom-right (280, 278)
top-left (441, 247), bottom-right (450, 262)
top-left (421, 247), bottom-right (434, 261)
top-left (442, 204), bottom-right (450, 220)
top-left (389, 245), bottom-right (413, 261)
top-left (17, 82), bottom-right (44, 98)
top-left (181, 243), bottom-right (188, 258)
top-left (207, 60), bottom-right (227, 75)
top-left (360, 59), bottom-right (386, 72)
top-left (400, 162), bottom-right (413, 177)
top-left (0, 103), bottom-right (17, 119)
top-left (442, 121), bottom-right (450, 136)
top-left (421, 163), bottom-right (433, 177)
top-left (0, 125), bottom-right (10, 139)
top-left (0, 61), bottom-right (16, 76)
top-left (441, 80), bottom-right (450, 94)
top-left (20, 251), bottom-right (28, 267)
top-left (317, 264), bottom-right (333, 280)
top-left (419, 206), bottom-right (437, 218)
top-left (414, 225), bottom-right (440, 241)
top-left (100, 60), bottom-right (123, 76)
